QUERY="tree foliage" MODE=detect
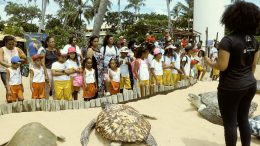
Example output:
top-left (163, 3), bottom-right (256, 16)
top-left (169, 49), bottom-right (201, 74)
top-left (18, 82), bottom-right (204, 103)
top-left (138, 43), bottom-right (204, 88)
top-left (4, 2), bottom-right (41, 24)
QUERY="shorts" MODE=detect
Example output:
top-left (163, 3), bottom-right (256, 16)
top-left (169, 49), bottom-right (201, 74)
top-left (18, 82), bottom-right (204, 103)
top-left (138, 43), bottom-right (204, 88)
top-left (32, 82), bottom-right (46, 99)
top-left (7, 85), bottom-right (24, 102)
top-left (196, 65), bottom-right (204, 71)
top-left (163, 70), bottom-right (172, 85)
top-left (181, 75), bottom-right (189, 80)
top-left (120, 76), bottom-right (131, 89)
top-left (172, 73), bottom-right (181, 84)
top-left (54, 80), bottom-right (72, 100)
top-left (110, 81), bottom-right (120, 95)
top-left (151, 75), bottom-right (163, 85)
top-left (213, 68), bottom-right (220, 76)
top-left (139, 80), bottom-right (150, 87)
top-left (83, 83), bottom-right (96, 99)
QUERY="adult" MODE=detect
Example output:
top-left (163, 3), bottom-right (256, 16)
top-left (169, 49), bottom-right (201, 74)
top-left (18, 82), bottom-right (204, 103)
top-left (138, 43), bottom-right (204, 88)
top-left (28, 39), bottom-right (39, 57)
top-left (205, 2), bottom-right (260, 146)
top-left (42, 36), bottom-right (58, 98)
top-left (0, 35), bottom-right (27, 100)
top-left (62, 36), bottom-right (82, 62)
top-left (100, 34), bottom-right (119, 96)
top-left (86, 35), bottom-right (105, 98)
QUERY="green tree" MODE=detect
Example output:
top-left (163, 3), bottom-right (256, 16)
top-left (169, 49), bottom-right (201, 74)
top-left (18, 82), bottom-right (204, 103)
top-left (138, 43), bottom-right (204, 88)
top-left (125, 0), bottom-right (145, 18)
top-left (3, 24), bottom-right (24, 37)
top-left (4, 2), bottom-right (41, 24)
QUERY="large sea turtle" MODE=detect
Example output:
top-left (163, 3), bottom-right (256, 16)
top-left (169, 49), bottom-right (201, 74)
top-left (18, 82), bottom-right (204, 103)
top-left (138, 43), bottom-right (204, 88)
top-left (80, 102), bottom-right (157, 146)
top-left (0, 122), bottom-right (65, 146)
top-left (187, 91), bottom-right (258, 125)
top-left (249, 115), bottom-right (260, 138)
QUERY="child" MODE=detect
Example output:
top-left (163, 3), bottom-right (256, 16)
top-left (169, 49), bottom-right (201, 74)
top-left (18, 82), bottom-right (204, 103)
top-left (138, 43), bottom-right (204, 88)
top-left (51, 50), bottom-right (72, 100)
top-left (6, 56), bottom-right (24, 103)
top-left (119, 47), bottom-right (132, 92)
top-left (30, 54), bottom-right (48, 99)
top-left (108, 58), bottom-right (121, 95)
top-left (134, 46), bottom-right (150, 97)
top-left (65, 47), bottom-right (82, 100)
top-left (82, 58), bottom-right (97, 101)
top-left (180, 46), bottom-right (193, 79)
top-left (150, 48), bottom-right (163, 88)
top-left (196, 50), bottom-right (206, 81)
top-left (172, 44), bottom-right (183, 85)
top-left (163, 45), bottom-right (175, 86)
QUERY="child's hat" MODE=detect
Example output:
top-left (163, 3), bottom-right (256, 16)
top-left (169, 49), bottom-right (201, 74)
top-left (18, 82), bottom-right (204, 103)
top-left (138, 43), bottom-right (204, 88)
top-left (153, 48), bottom-right (162, 55)
top-left (59, 50), bottom-right (67, 56)
top-left (68, 47), bottom-right (76, 53)
top-left (32, 54), bottom-right (43, 61)
top-left (120, 47), bottom-right (129, 53)
top-left (11, 56), bottom-right (21, 64)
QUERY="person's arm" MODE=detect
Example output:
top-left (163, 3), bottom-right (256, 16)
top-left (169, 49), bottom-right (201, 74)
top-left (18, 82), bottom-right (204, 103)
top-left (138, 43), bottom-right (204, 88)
top-left (86, 48), bottom-right (94, 59)
top-left (6, 69), bottom-right (11, 96)
top-left (134, 60), bottom-right (140, 80)
top-left (17, 48), bottom-right (28, 63)
top-left (29, 69), bottom-right (34, 93)
top-left (252, 50), bottom-right (260, 74)
top-left (43, 66), bottom-right (49, 82)
top-left (0, 49), bottom-right (11, 68)
top-left (83, 69), bottom-right (87, 87)
top-left (205, 49), bottom-right (230, 71)
top-left (180, 60), bottom-right (186, 76)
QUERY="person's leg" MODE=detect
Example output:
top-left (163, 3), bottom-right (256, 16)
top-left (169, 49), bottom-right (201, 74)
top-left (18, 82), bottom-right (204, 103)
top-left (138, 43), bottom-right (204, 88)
top-left (17, 85), bottom-right (24, 101)
top-left (32, 82), bottom-right (39, 99)
top-left (237, 85), bottom-right (256, 146)
top-left (1, 72), bottom-right (7, 99)
top-left (218, 89), bottom-right (244, 146)
top-left (38, 82), bottom-right (46, 99)
top-left (45, 69), bottom-right (52, 98)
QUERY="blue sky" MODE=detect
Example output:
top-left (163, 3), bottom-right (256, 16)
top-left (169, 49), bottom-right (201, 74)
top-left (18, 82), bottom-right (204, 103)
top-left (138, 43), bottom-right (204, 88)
top-left (0, 0), bottom-right (260, 27)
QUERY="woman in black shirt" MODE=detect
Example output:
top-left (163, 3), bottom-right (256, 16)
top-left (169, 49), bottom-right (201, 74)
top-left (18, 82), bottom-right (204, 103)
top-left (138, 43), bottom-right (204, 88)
top-left (205, 2), bottom-right (260, 146)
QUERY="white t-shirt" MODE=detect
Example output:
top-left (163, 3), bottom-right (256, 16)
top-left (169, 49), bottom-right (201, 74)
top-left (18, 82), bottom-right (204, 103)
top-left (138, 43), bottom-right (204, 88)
top-left (210, 47), bottom-right (218, 63)
top-left (65, 59), bottom-right (81, 77)
top-left (8, 68), bottom-right (22, 85)
top-left (119, 57), bottom-right (130, 77)
top-left (172, 52), bottom-right (181, 74)
top-left (84, 68), bottom-right (95, 84)
top-left (100, 45), bottom-right (118, 67)
top-left (146, 53), bottom-right (154, 67)
top-left (37, 46), bottom-right (45, 55)
top-left (163, 56), bottom-right (173, 70)
top-left (31, 65), bottom-right (45, 83)
top-left (51, 62), bottom-right (70, 81)
top-left (150, 59), bottom-right (163, 76)
top-left (182, 55), bottom-right (191, 76)
top-left (109, 68), bottom-right (120, 82)
top-left (138, 59), bottom-right (150, 80)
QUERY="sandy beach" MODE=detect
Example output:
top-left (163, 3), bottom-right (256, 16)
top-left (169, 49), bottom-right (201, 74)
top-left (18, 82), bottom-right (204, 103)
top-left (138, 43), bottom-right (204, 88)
top-left (0, 65), bottom-right (259, 146)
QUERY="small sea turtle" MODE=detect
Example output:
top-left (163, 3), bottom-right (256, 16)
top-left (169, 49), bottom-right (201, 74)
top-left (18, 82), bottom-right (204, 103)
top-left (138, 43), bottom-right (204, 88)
top-left (0, 122), bottom-right (65, 146)
top-left (249, 115), bottom-right (260, 138)
top-left (80, 102), bottom-right (157, 146)
top-left (187, 91), bottom-right (258, 125)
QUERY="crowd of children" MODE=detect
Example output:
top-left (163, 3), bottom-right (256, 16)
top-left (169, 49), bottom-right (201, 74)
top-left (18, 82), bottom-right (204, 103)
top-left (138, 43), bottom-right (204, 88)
top-left (1, 34), bottom-right (219, 103)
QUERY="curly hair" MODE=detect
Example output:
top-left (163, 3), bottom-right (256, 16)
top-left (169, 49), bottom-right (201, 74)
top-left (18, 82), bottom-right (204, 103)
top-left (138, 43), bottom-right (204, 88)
top-left (221, 1), bottom-right (260, 35)
top-left (102, 34), bottom-right (113, 47)
top-left (87, 35), bottom-right (99, 48)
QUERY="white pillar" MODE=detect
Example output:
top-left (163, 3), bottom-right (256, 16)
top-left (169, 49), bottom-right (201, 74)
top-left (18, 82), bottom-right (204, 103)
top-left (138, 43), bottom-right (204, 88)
top-left (193, 0), bottom-right (226, 46)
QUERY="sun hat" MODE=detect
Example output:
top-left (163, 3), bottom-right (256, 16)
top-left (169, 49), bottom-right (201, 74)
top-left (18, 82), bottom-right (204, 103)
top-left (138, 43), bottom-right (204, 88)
top-left (11, 56), bottom-right (21, 64)
top-left (68, 47), bottom-right (76, 54)
top-left (153, 48), bottom-right (162, 55)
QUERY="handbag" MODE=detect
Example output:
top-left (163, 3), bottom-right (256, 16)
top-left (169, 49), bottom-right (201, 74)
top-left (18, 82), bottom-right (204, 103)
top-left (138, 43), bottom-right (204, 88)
top-left (20, 64), bottom-right (29, 77)
top-left (73, 74), bottom-right (83, 87)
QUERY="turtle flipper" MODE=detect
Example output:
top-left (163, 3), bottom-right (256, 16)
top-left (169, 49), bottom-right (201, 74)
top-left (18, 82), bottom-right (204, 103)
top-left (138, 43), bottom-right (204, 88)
top-left (0, 141), bottom-right (8, 146)
top-left (145, 133), bottom-right (157, 146)
top-left (142, 114), bottom-right (157, 120)
top-left (57, 135), bottom-right (66, 142)
top-left (80, 118), bottom-right (96, 146)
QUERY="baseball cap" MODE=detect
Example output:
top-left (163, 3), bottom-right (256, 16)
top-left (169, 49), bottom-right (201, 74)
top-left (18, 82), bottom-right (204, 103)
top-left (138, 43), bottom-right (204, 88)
top-left (32, 54), bottom-right (43, 61)
top-left (68, 47), bottom-right (76, 53)
top-left (120, 47), bottom-right (129, 53)
top-left (11, 56), bottom-right (21, 64)
top-left (153, 48), bottom-right (162, 55)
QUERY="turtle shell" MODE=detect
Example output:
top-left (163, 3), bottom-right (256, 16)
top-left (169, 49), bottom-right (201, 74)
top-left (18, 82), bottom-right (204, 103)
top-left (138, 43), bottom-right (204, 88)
top-left (95, 104), bottom-right (151, 142)
top-left (6, 122), bottom-right (60, 146)
top-left (199, 91), bottom-right (218, 105)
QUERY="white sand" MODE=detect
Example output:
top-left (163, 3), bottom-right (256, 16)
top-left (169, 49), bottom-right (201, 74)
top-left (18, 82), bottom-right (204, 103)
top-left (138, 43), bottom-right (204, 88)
top-left (0, 66), bottom-right (259, 146)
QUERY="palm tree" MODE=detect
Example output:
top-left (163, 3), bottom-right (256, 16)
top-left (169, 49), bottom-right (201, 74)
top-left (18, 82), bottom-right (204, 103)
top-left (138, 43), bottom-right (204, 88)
top-left (125, 0), bottom-right (145, 18)
top-left (92, 0), bottom-right (109, 36)
top-left (166, 0), bottom-right (172, 33)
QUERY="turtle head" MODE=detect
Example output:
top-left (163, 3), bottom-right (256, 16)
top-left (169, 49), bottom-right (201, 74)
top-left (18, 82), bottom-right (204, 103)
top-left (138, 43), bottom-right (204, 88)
top-left (187, 93), bottom-right (203, 109)
top-left (101, 102), bottom-right (111, 109)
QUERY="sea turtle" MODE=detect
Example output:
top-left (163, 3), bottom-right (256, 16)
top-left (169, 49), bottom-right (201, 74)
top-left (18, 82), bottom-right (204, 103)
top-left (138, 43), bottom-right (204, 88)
top-left (0, 122), bottom-right (65, 146)
top-left (249, 115), bottom-right (260, 138)
top-left (80, 102), bottom-right (157, 146)
top-left (187, 91), bottom-right (258, 125)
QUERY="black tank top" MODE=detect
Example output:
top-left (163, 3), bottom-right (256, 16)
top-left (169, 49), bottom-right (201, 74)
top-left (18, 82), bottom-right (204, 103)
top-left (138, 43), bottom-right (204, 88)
top-left (45, 49), bottom-right (58, 69)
